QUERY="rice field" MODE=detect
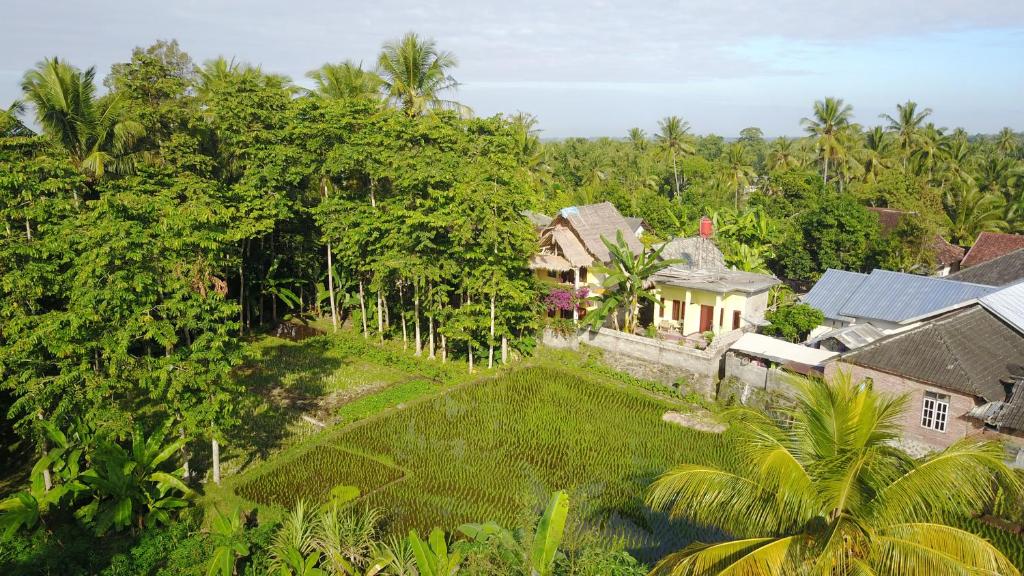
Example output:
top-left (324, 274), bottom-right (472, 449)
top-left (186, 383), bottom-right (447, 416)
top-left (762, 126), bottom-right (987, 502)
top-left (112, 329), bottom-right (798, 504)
top-left (237, 366), bottom-right (730, 560)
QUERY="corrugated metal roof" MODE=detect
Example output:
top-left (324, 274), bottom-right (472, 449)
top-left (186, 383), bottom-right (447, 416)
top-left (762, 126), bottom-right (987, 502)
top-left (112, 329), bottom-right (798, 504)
top-left (981, 281), bottom-right (1024, 334)
top-left (730, 333), bottom-right (837, 366)
top-left (801, 269), bottom-right (869, 322)
top-left (838, 270), bottom-right (996, 324)
top-left (807, 323), bottom-right (884, 350)
top-left (841, 306), bottom-right (1024, 401)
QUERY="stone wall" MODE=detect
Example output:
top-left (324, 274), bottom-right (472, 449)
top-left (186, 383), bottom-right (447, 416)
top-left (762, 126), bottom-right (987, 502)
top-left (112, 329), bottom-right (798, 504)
top-left (541, 327), bottom-right (741, 398)
top-left (720, 352), bottom-right (801, 407)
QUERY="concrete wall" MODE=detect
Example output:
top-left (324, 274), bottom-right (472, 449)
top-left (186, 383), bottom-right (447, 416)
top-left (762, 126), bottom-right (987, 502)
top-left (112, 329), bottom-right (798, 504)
top-left (542, 327), bottom-right (741, 398)
top-left (827, 361), bottom-right (980, 453)
top-left (722, 352), bottom-right (801, 400)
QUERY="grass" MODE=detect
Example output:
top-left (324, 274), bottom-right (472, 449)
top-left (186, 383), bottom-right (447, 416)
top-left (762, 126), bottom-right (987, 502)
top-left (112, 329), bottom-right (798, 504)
top-left (227, 365), bottom-right (727, 561)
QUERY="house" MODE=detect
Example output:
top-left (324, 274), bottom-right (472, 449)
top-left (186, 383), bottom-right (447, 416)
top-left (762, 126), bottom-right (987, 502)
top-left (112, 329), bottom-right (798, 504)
top-left (826, 303), bottom-right (1024, 455)
top-left (802, 268), bottom-right (998, 334)
top-left (623, 216), bottom-right (649, 238)
top-left (650, 222), bottom-right (780, 336)
top-left (947, 248), bottom-right (1024, 287)
top-left (960, 231), bottom-right (1024, 268)
top-left (864, 207), bottom-right (965, 276)
top-left (529, 202), bottom-right (644, 319)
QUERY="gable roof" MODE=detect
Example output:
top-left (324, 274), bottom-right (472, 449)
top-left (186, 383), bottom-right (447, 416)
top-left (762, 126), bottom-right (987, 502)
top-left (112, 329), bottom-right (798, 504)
top-left (730, 333), bottom-right (837, 366)
top-left (623, 216), bottom-right (646, 233)
top-left (948, 248), bottom-right (1024, 287)
top-left (541, 225), bottom-right (593, 268)
top-left (521, 210), bottom-right (552, 229)
top-left (930, 236), bottom-right (967, 267)
top-left (807, 323), bottom-right (884, 351)
top-left (836, 270), bottom-right (997, 324)
top-left (981, 281), bottom-right (1024, 335)
top-left (866, 206), bottom-right (912, 234)
top-left (550, 202), bottom-right (644, 263)
top-left (842, 305), bottom-right (1024, 402)
top-left (801, 269), bottom-right (870, 322)
top-left (657, 236), bottom-right (728, 272)
top-left (961, 232), bottom-right (1024, 268)
top-left (652, 267), bottom-right (780, 295)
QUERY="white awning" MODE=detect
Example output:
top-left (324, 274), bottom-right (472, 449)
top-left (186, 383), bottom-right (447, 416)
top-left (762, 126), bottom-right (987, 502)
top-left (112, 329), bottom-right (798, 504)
top-left (729, 333), bottom-right (838, 366)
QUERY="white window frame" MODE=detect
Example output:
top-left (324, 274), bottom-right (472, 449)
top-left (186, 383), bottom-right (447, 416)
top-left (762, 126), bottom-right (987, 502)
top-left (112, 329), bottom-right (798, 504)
top-left (921, 391), bottom-right (950, 432)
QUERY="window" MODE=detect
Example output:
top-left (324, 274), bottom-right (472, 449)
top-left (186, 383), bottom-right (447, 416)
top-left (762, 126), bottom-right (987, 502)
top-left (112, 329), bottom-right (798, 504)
top-left (719, 308), bottom-right (724, 327)
top-left (547, 270), bottom-right (557, 278)
top-left (579, 267), bottom-right (588, 283)
top-left (559, 270), bottom-right (573, 283)
top-left (921, 391), bottom-right (950, 432)
top-left (732, 310), bottom-right (741, 330)
top-left (672, 300), bottom-right (683, 321)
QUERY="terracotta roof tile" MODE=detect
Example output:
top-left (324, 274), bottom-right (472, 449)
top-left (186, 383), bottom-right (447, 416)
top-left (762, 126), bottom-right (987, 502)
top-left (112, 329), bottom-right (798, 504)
top-left (961, 232), bottom-right (1024, 268)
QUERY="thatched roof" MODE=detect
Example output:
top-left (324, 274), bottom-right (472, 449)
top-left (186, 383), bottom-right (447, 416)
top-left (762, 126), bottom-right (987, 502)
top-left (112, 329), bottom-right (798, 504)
top-left (549, 202), bottom-right (643, 263)
top-left (529, 253), bottom-right (573, 272)
top-left (657, 236), bottom-right (727, 271)
top-left (540, 225), bottom-right (593, 268)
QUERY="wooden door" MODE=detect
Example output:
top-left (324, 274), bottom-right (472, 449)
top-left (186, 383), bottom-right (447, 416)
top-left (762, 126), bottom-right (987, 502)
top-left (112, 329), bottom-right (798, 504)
top-left (699, 305), bottom-right (714, 332)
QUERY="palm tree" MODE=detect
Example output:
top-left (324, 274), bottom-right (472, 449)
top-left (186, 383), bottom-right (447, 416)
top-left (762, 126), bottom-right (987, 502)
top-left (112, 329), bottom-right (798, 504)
top-left (0, 100), bottom-right (33, 137)
top-left (859, 126), bottom-right (892, 183)
top-left (21, 57), bottom-right (144, 179)
top-left (648, 373), bottom-right (1021, 576)
top-left (376, 32), bottom-right (468, 117)
top-left (306, 61), bottom-right (383, 101)
top-left (720, 143), bottom-right (756, 209)
top-left (801, 97), bottom-right (853, 186)
top-left (996, 127), bottom-right (1019, 157)
top-left (628, 127), bottom-right (648, 152)
top-left (766, 137), bottom-right (801, 172)
top-left (586, 231), bottom-right (678, 334)
top-left (944, 184), bottom-right (1008, 245)
top-left (881, 100), bottom-right (933, 169)
top-left (657, 116), bottom-right (694, 199)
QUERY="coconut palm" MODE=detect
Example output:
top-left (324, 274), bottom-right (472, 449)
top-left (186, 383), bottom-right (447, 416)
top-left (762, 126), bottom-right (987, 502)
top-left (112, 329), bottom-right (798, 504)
top-left (376, 32), bottom-right (468, 117)
top-left (628, 127), bottom-right (648, 152)
top-left (881, 100), bottom-right (933, 169)
top-left (996, 127), bottom-right (1019, 157)
top-left (719, 143), bottom-right (756, 209)
top-left (944, 184), bottom-right (1008, 245)
top-left (20, 58), bottom-right (144, 179)
top-left (0, 100), bottom-right (33, 137)
top-left (648, 373), bottom-right (1021, 576)
top-left (766, 137), bottom-right (801, 172)
top-left (657, 116), bottom-right (695, 199)
top-left (859, 126), bottom-right (892, 183)
top-left (801, 97), bottom-right (853, 185)
top-left (306, 61), bottom-right (383, 101)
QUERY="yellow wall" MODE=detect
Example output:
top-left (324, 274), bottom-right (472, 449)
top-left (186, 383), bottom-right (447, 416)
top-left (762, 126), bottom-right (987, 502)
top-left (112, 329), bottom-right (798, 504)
top-left (653, 285), bottom-right (751, 335)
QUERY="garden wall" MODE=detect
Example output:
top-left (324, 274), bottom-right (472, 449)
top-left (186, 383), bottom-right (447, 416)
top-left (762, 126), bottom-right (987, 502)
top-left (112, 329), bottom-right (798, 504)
top-left (542, 327), bottom-right (741, 398)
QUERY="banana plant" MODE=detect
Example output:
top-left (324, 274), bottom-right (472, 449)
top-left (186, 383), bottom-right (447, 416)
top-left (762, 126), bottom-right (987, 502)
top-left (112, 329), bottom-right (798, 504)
top-left (529, 490), bottom-right (569, 576)
top-left (408, 528), bottom-right (462, 576)
top-left (75, 422), bottom-right (190, 534)
top-left (207, 508), bottom-right (250, 576)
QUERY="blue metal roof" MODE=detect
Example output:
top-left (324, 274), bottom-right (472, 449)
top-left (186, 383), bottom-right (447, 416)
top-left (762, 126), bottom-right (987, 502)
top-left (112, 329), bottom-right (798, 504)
top-left (801, 269), bottom-right (869, 321)
top-left (981, 281), bottom-right (1024, 334)
top-left (838, 269), bottom-right (997, 324)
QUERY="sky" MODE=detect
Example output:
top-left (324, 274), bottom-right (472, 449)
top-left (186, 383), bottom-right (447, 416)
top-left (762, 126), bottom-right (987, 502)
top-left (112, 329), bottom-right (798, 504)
top-left (2, 0), bottom-right (1023, 138)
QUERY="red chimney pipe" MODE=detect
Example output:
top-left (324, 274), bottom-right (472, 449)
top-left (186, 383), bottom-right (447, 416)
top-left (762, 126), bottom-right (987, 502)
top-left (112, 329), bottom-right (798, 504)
top-left (699, 216), bottom-right (713, 238)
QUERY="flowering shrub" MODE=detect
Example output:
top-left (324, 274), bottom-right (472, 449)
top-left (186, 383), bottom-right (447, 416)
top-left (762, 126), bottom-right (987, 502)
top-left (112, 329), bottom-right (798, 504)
top-left (544, 287), bottom-right (590, 312)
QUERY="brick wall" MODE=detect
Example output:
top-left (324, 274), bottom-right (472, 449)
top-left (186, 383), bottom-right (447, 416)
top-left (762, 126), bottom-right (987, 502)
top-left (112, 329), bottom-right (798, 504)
top-left (828, 361), bottom-right (980, 451)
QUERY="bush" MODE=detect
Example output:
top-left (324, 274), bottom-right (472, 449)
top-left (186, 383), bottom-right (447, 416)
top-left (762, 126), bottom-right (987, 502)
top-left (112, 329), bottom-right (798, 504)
top-left (763, 303), bottom-right (824, 343)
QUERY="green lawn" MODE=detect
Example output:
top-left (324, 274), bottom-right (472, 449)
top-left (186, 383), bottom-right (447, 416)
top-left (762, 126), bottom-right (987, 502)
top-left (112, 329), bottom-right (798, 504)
top-left (228, 364), bottom-right (727, 561)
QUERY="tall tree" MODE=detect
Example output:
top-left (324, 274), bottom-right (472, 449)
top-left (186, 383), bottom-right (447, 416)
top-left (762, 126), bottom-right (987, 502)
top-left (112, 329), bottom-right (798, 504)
top-left (306, 61), bottom-right (382, 101)
top-left (376, 32), bottom-right (468, 117)
top-left (21, 58), bottom-right (144, 179)
top-left (648, 373), bottom-right (1021, 576)
top-left (881, 100), bottom-right (933, 169)
top-left (800, 97), bottom-right (853, 186)
top-left (656, 116), bottom-right (694, 200)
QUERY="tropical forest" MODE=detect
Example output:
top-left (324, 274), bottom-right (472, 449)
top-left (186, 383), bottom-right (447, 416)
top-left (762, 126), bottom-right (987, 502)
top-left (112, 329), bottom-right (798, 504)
top-left (1, 30), bottom-right (1023, 576)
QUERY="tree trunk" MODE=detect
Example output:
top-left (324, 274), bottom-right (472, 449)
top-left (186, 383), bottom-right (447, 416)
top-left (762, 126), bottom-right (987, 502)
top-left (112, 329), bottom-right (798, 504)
top-left (359, 280), bottom-right (368, 338)
top-left (326, 244), bottom-right (338, 332)
top-left (428, 314), bottom-right (436, 359)
top-left (38, 413), bottom-right (52, 491)
top-left (399, 283), bottom-right (408, 350)
top-left (376, 291), bottom-right (384, 344)
top-left (238, 257), bottom-right (245, 336)
top-left (488, 292), bottom-right (495, 369)
top-left (823, 155), bottom-right (829, 186)
top-left (501, 335), bottom-right (508, 364)
top-left (441, 332), bottom-right (447, 363)
top-left (180, 428), bottom-right (190, 480)
top-left (211, 438), bottom-right (221, 485)
top-left (414, 282), bottom-right (422, 356)
top-left (671, 151), bottom-right (680, 200)
top-left (468, 339), bottom-right (474, 373)
top-left (24, 219), bottom-right (31, 241)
